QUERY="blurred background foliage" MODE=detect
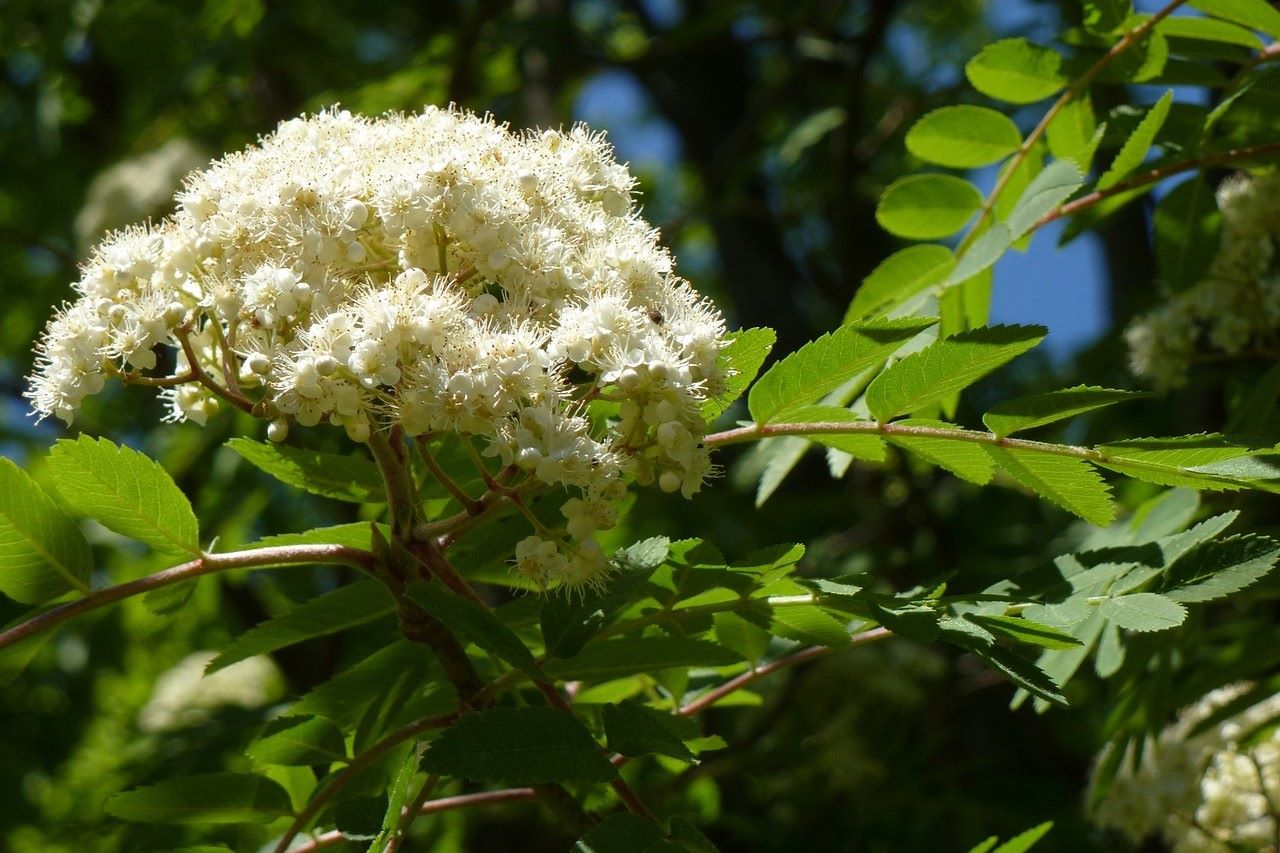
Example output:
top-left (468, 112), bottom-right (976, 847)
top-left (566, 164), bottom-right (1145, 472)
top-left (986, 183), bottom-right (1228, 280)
top-left (0, 0), bottom-right (1266, 850)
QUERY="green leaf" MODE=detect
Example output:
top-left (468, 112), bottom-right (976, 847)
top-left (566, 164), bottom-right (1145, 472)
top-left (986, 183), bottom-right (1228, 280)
top-left (865, 325), bottom-right (1046, 422)
top-left (713, 612), bottom-right (772, 665)
top-left (905, 106), bottom-right (1022, 168)
top-left (778, 106), bottom-right (846, 164)
top-left (1161, 534), bottom-right (1280, 603)
top-left (1083, 0), bottom-right (1131, 33)
top-left (748, 318), bottom-right (935, 424)
top-left (334, 793), bottom-right (387, 841)
top-left (47, 436), bottom-right (199, 557)
top-left (962, 639), bottom-right (1067, 707)
top-left (577, 814), bottom-right (683, 853)
top-left (209, 581), bottom-right (394, 673)
top-left (1157, 14), bottom-right (1262, 48)
top-left (247, 716), bottom-right (348, 766)
top-left (0, 457), bottom-right (92, 603)
top-left (105, 773), bottom-right (293, 823)
top-left (292, 641), bottom-right (433, 728)
top-left (1153, 176), bottom-right (1220, 291)
top-left (1099, 592), bottom-right (1186, 632)
top-left (704, 328), bottom-right (776, 420)
top-left (886, 420), bottom-right (997, 485)
top-left (1097, 435), bottom-right (1252, 490)
top-left (226, 438), bottom-right (385, 503)
top-left (406, 580), bottom-right (537, 674)
top-left (421, 706), bottom-right (616, 784)
top-left (944, 226), bottom-right (1011, 288)
top-left (1189, 0), bottom-right (1280, 38)
top-left (992, 821), bottom-right (1054, 853)
top-left (1045, 95), bottom-right (1100, 172)
top-left (845, 245), bottom-right (955, 322)
top-left (965, 38), bottom-right (1066, 104)
top-left (875, 174), bottom-right (983, 240)
top-left (983, 446), bottom-right (1115, 526)
top-left (1098, 91), bottom-right (1172, 190)
top-left (770, 604), bottom-right (853, 647)
top-left (966, 614), bottom-right (1083, 650)
top-left (143, 581), bottom-right (198, 615)
top-left (545, 638), bottom-right (739, 682)
top-left (249, 522), bottom-right (382, 551)
top-left (982, 386), bottom-right (1148, 437)
top-left (1004, 161), bottom-right (1084, 239)
top-left (603, 703), bottom-right (698, 760)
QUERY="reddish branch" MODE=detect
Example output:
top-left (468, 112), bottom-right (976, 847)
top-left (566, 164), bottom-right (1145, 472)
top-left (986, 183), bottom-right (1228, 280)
top-left (0, 543), bottom-right (375, 652)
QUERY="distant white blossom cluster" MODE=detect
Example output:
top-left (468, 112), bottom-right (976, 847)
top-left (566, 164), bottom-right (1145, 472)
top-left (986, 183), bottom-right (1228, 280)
top-left (1127, 172), bottom-right (1280, 388)
top-left (27, 107), bottom-right (729, 588)
top-left (137, 651), bottom-right (281, 733)
top-left (73, 137), bottom-right (208, 247)
top-left (1089, 683), bottom-right (1280, 851)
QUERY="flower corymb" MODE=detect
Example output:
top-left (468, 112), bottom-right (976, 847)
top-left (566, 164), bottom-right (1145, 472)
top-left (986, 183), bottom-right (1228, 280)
top-left (27, 107), bottom-right (729, 587)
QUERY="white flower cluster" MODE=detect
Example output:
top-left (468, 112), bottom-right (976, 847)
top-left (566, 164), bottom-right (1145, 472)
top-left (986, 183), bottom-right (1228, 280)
top-left (1088, 683), bottom-right (1280, 851)
top-left (1127, 172), bottom-right (1280, 389)
top-left (27, 108), bottom-right (729, 588)
top-left (74, 137), bottom-right (208, 247)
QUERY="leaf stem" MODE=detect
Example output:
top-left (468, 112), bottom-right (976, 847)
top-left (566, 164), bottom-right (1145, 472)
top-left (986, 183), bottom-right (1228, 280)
top-left (956, 0), bottom-right (1188, 254)
top-left (1034, 140), bottom-right (1280, 228)
top-left (705, 418), bottom-right (1093, 458)
top-left (174, 324), bottom-right (256, 414)
top-left (385, 773), bottom-right (440, 852)
top-left (0, 543), bottom-right (376, 652)
top-left (416, 437), bottom-right (484, 514)
top-left (272, 712), bottom-right (459, 853)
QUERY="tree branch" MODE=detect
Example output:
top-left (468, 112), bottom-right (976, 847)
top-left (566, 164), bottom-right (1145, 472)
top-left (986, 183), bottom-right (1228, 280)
top-left (0, 543), bottom-right (376, 652)
top-left (956, 0), bottom-right (1189, 254)
top-left (272, 712), bottom-right (459, 853)
top-left (1035, 140), bottom-right (1280, 228)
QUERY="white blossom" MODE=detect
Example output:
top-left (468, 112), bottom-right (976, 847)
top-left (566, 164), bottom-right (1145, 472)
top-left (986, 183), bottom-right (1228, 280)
top-left (27, 107), bottom-right (731, 589)
top-left (1088, 683), bottom-right (1280, 851)
top-left (1127, 172), bottom-right (1280, 389)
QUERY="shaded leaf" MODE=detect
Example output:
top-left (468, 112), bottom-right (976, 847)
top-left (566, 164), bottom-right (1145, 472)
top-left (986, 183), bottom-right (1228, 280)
top-left (407, 580), bottom-right (538, 674)
top-left (1153, 177), bottom-right (1220, 291)
top-left (247, 716), bottom-right (348, 766)
top-left (576, 814), bottom-right (683, 853)
top-left (603, 703), bottom-right (698, 760)
top-left (209, 581), bottom-right (394, 673)
top-left (1161, 534), bottom-right (1280, 603)
top-left (105, 773), bottom-right (293, 823)
top-left (226, 438), bottom-right (385, 503)
top-left (545, 638), bottom-right (739, 682)
top-left (966, 614), bottom-right (1083, 649)
top-left (421, 707), bottom-right (616, 784)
